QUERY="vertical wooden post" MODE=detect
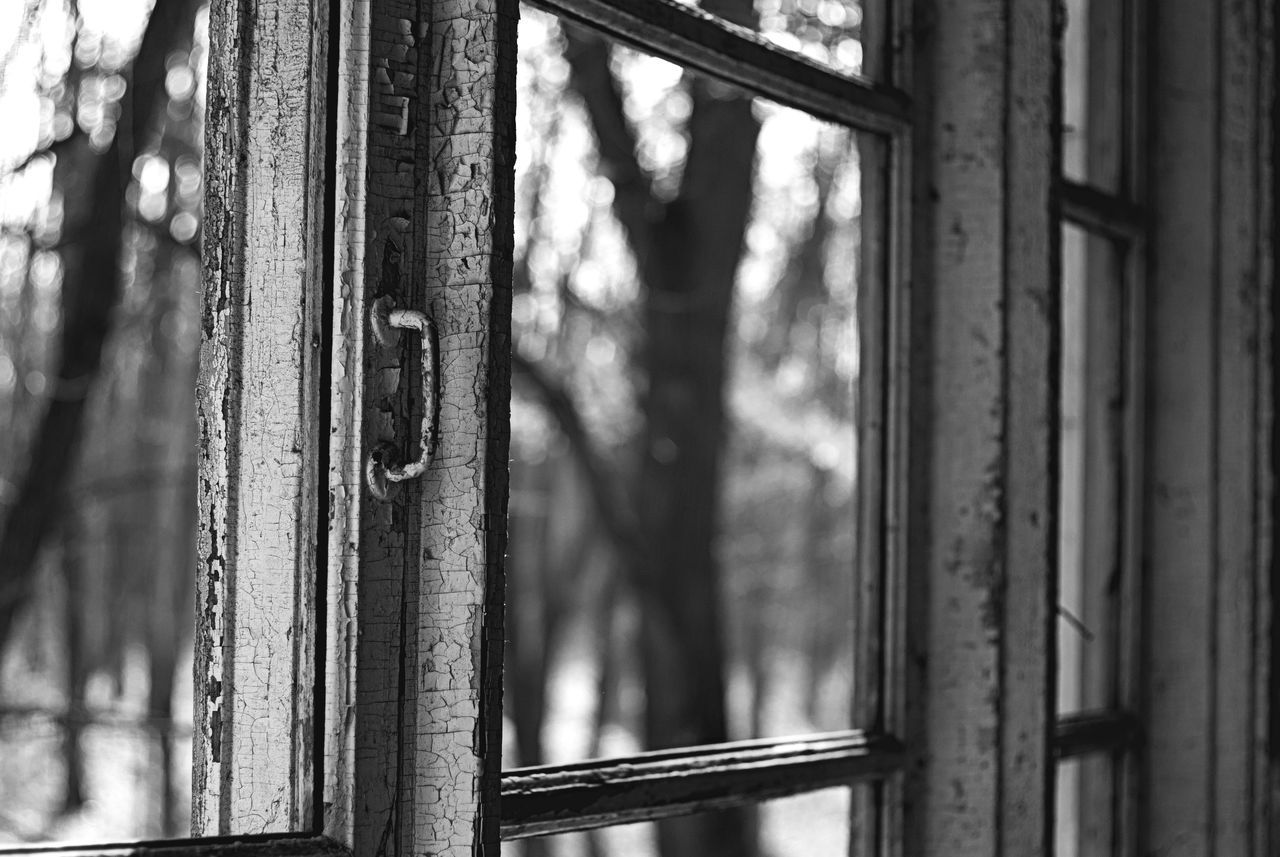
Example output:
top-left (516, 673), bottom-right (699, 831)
top-left (202, 0), bottom-right (514, 849)
top-left (323, 1), bottom-right (515, 855)
top-left (902, 1), bottom-right (1055, 854)
top-left (414, 1), bottom-right (514, 854)
top-left (196, 0), bottom-right (330, 835)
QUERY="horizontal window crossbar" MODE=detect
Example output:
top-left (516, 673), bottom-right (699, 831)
top-left (1060, 179), bottom-right (1146, 241)
top-left (1054, 709), bottom-right (1141, 759)
top-left (500, 730), bottom-right (904, 840)
top-left (526, 0), bottom-right (912, 135)
top-left (0, 835), bottom-right (345, 857)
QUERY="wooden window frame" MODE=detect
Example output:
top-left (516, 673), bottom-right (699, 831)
top-left (495, 0), bottom-right (911, 848)
top-left (0, 0), bottom-right (1272, 856)
top-left (1052, 1), bottom-right (1277, 855)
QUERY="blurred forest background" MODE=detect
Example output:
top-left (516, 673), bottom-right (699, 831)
top-left (0, 0), bottom-right (869, 854)
top-left (0, 0), bottom-right (205, 842)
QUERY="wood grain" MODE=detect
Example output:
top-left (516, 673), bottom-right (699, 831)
top-left (197, 0), bottom-right (329, 834)
top-left (528, 0), bottom-right (909, 133)
top-left (902, 1), bottom-right (1055, 854)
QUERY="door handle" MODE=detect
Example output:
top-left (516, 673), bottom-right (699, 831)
top-left (365, 295), bottom-right (439, 500)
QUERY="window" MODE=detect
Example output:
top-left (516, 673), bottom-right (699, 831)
top-left (1054, 0), bottom-right (1145, 853)
top-left (500, 4), bottom-right (895, 853)
top-left (0, 0), bottom-right (1273, 855)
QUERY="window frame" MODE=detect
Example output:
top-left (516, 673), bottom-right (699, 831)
top-left (1053, 0), bottom-right (1149, 851)
top-left (0, 0), bottom-right (1273, 855)
top-left (498, 0), bottom-right (912, 844)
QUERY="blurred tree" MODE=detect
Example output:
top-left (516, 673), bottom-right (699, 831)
top-left (0, 0), bottom-right (200, 655)
top-left (0, 0), bottom-right (203, 839)
top-left (513, 0), bottom-right (767, 853)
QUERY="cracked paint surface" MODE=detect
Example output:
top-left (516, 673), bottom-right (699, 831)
top-left (197, 0), bottom-right (327, 835)
top-left (324, 2), bottom-right (513, 856)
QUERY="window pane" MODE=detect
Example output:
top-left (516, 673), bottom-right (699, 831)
top-left (507, 5), bottom-right (885, 772)
top-left (1057, 224), bottom-right (1126, 716)
top-left (1055, 755), bottom-right (1117, 857)
top-left (0, 0), bottom-right (205, 842)
top-left (752, 0), bottom-right (877, 80)
top-left (1062, 0), bottom-right (1127, 191)
top-left (506, 786), bottom-right (858, 857)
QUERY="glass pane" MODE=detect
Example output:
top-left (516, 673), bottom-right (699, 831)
top-left (1057, 224), bottom-right (1126, 716)
top-left (1055, 755), bottom-right (1117, 857)
top-left (1062, 0), bottom-right (1127, 191)
top-left (0, 0), bottom-right (205, 842)
top-left (676, 0), bottom-right (879, 81)
top-left (507, 5), bottom-right (885, 772)
top-left (506, 787), bottom-right (857, 857)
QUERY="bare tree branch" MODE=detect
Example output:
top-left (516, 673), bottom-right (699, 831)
top-left (513, 351), bottom-right (644, 561)
top-left (0, 0), bottom-right (202, 650)
top-left (561, 24), bottom-right (661, 282)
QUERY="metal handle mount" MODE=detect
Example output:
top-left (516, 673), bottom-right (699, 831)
top-left (365, 295), bottom-right (439, 500)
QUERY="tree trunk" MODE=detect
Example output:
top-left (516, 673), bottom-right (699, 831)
top-left (0, 0), bottom-right (201, 652)
top-left (559, 7), bottom-right (763, 853)
top-left (61, 517), bottom-right (87, 815)
top-left (638, 75), bottom-right (760, 857)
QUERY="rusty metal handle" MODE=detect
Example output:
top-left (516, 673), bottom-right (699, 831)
top-left (365, 296), bottom-right (439, 500)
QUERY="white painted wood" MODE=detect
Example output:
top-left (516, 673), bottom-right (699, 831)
top-left (323, 0), bottom-right (417, 851)
top-left (195, 0), bottom-right (329, 835)
top-left (999, 3), bottom-right (1055, 854)
top-left (1144, 6), bottom-right (1217, 851)
top-left (901, 1), bottom-right (1055, 855)
top-left (412, 5), bottom-right (515, 854)
top-left (200, 0), bottom-right (514, 848)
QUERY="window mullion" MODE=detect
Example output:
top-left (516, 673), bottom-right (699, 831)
top-left (196, 0), bottom-right (331, 834)
top-left (322, 0), bottom-right (517, 855)
top-left (1142, 0), bottom-right (1274, 854)
top-left (902, 0), bottom-right (1056, 854)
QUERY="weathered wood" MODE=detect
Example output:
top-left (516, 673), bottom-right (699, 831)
top-left (902, 1), bottom-right (1055, 855)
top-left (0, 835), bottom-right (351, 857)
top-left (415, 2), bottom-right (515, 856)
top-left (197, 0), bottom-right (329, 834)
top-left (1058, 180), bottom-right (1144, 242)
top-left (1254, 10), bottom-right (1275, 857)
top-left (1143, 0), bottom-right (1273, 854)
top-left (500, 732), bottom-right (904, 839)
top-left (322, 2), bottom-right (515, 857)
top-left (849, 2), bottom-right (901, 848)
top-left (1143, 4), bottom-right (1217, 849)
top-left (527, 0), bottom-right (910, 134)
top-left (1052, 710), bottom-right (1140, 759)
